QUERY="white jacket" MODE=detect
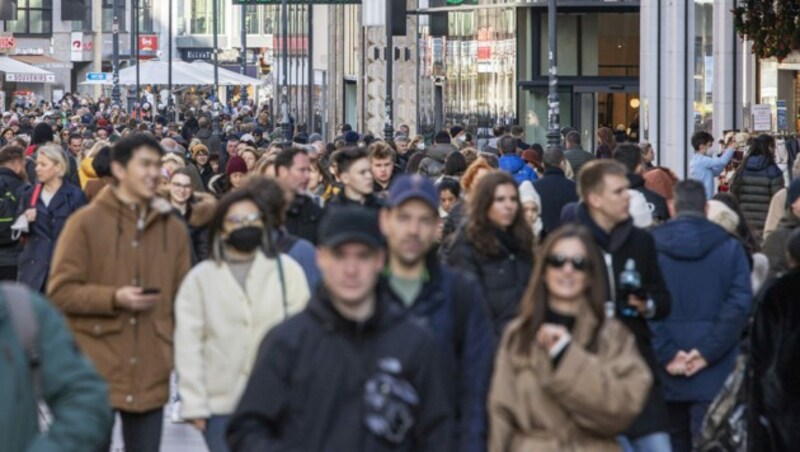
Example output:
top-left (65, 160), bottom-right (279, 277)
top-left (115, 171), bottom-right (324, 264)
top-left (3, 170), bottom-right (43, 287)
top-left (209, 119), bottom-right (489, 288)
top-left (175, 252), bottom-right (310, 419)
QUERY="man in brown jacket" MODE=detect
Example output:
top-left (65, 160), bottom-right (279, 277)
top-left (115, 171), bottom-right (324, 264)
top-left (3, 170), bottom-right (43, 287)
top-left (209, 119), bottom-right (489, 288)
top-left (48, 133), bottom-right (191, 452)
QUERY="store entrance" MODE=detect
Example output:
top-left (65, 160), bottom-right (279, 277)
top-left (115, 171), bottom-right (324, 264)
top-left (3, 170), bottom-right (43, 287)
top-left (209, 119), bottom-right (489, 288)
top-left (573, 84), bottom-right (639, 152)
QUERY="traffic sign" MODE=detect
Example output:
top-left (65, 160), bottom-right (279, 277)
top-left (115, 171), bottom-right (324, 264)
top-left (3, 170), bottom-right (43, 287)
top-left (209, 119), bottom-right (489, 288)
top-left (86, 72), bottom-right (111, 82)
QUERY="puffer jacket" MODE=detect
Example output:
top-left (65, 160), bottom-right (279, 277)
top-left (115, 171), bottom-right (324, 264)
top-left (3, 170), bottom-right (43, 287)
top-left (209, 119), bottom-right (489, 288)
top-left (419, 143), bottom-right (456, 180)
top-left (763, 209), bottom-right (800, 279)
top-left (730, 155), bottom-right (784, 241)
top-left (499, 154), bottom-right (537, 184)
top-left (489, 304), bottom-right (652, 452)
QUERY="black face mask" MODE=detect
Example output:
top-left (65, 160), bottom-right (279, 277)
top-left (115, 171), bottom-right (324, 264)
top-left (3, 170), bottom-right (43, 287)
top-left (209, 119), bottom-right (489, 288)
top-left (225, 226), bottom-right (263, 253)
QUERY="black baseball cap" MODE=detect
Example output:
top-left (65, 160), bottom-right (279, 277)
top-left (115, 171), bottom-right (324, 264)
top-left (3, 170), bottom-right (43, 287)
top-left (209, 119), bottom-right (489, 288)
top-left (386, 175), bottom-right (438, 212)
top-left (319, 206), bottom-right (382, 249)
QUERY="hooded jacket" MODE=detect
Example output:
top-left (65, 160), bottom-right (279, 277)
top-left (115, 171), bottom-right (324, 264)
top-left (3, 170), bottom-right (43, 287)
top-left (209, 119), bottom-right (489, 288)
top-left (498, 154), bottom-right (538, 184)
top-left (489, 304), bottom-right (652, 452)
top-left (730, 155), bottom-right (784, 240)
top-left (762, 209), bottom-right (800, 279)
top-left (749, 269), bottom-right (800, 451)
top-left (650, 215), bottom-right (752, 402)
top-left (419, 143), bottom-right (456, 180)
top-left (382, 256), bottom-right (495, 452)
top-left (226, 289), bottom-right (454, 451)
top-left (47, 187), bottom-right (192, 412)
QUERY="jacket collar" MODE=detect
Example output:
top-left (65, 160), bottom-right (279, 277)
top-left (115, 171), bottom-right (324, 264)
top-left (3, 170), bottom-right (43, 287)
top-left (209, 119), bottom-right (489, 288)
top-left (381, 251), bottom-right (444, 311)
top-left (543, 167), bottom-right (566, 177)
top-left (95, 185), bottom-right (174, 228)
top-left (306, 285), bottom-right (404, 337)
top-left (576, 203), bottom-right (634, 253)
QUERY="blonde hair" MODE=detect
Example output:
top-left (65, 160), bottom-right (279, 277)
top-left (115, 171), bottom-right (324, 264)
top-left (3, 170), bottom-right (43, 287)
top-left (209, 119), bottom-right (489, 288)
top-left (85, 140), bottom-right (110, 160)
top-left (37, 144), bottom-right (68, 178)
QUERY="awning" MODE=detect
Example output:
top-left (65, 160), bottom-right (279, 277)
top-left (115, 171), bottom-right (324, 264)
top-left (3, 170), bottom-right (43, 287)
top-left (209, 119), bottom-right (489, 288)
top-left (79, 59), bottom-right (264, 86)
top-left (0, 57), bottom-right (55, 84)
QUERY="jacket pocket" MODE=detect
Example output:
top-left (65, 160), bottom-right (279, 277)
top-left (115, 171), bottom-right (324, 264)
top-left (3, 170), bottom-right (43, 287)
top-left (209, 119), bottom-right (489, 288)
top-left (71, 317), bottom-right (124, 382)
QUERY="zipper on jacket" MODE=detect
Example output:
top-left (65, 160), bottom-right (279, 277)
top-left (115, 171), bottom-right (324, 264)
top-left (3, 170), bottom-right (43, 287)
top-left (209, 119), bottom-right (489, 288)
top-left (603, 252), bottom-right (617, 318)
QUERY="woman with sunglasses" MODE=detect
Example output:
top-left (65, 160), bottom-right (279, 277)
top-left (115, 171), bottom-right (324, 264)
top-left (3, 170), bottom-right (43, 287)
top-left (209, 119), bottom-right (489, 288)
top-left (446, 171), bottom-right (534, 337)
top-left (489, 225), bottom-right (652, 451)
top-left (174, 186), bottom-right (310, 452)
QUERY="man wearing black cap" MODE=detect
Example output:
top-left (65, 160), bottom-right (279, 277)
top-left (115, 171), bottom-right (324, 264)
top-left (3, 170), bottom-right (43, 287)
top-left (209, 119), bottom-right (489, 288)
top-left (380, 175), bottom-right (494, 452)
top-left (764, 177), bottom-right (800, 279)
top-left (227, 206), bottom-right (453, 451)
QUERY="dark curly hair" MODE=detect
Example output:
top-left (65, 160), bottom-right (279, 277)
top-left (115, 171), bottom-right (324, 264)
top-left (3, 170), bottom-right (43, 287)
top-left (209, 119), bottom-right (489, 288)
top-left (466, 171), bottom-right (533, 259)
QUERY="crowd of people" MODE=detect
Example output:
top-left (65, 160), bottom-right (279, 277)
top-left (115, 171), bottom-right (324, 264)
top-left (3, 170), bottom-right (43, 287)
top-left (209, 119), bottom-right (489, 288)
top-left (0, 92), bottom-right (798, 452)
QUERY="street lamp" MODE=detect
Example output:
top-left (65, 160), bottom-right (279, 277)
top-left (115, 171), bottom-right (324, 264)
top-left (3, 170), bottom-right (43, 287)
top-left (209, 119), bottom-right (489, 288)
top-left (240, 3), bottom-right (248, 104)
top-left (212, 0), bottom-right (220, 136)
top-left (281, 0), bottom-right (291, 141)
top-left (383, 0), bottom-right (394, 141)
top-left (546, 0), bottom-right (560, 147)
top-left (168, 0), bottom-right (174, 121)
top-left (111, 0), bottom-right (121, 107)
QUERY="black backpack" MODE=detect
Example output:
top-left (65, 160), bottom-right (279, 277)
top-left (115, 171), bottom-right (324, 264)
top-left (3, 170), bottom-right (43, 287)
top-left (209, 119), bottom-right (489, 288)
top-left (0, 180), bottom-right (20, 247)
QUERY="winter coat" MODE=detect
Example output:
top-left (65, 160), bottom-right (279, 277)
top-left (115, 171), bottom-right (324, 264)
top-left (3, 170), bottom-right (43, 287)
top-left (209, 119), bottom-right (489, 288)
top-left (18, 183), bottom-right (88, 292)
top-left (595, 143), bottom-right (613, 159)
top-left (273, 229), bottom-right (321, 291)
top-left (730, 155), bottom-right (785, 241)
top-left (83, 176), bottom-right (114, 202)
top-left (325, 191), bottom-right (385, 214)
top-left (419, 143), bottom-right (456, 180)
top-left (175, 192), bottom-right (216, 264)
top-left (78, 157), bottom-right (96, 189)
top-left (47, 187), bottom-right (192, 412)
top-left (445, 229), bottom-right (534, 338)
top-left (195, 127), bottom-right (222, 156)
top-left (382, 255), bottom-right (495, 452)
top-left (488, 303), bottom-right (653, 452)
top-left (532, 168), bottom-right (578, 236)
top-left (627, 173), bottom-right (670, 222)
top-left (0, 167), bottom-right (28, 267)
top-left (748, 269), bottom-right (800, 451)
top-left (564, 147), bottom-right (594, 178)
top-left (763, 188), bottom-right (786, 241)
top-left (192, 160), bottom-right (215, 191)
top-left (650, 215), bottom-right (752, 402)
top-left (175, 252), bottom-right (310, 419)
top-left (498, 154), bottom-right (538, 185)
top-left (226, 289), bottom-right (454, 451)
top-left (762, 209), bottom-right (800, 279)
top-left (285, 193), bottom-right (323, 245)
top-left (570, 203), bottom-right (672, 437)
top-left (0, 289), bottom-right (113, 451)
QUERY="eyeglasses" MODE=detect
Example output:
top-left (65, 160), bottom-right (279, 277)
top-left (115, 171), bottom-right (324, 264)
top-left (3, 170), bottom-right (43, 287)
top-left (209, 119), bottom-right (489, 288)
top-left (545, 254), bottom-right (590, 271)
top-left (171, 182), bottom-right (192, 190)
top-left (225, 212), bottom-right (263, 227)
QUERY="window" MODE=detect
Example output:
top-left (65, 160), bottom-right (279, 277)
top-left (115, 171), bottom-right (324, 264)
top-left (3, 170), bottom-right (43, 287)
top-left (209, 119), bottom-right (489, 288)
top-left (71, 4), bottom-right (92, 32)
top-left (8, 0), bottom-right (52, 36)
top-left (245, 5), bottom-right (259, 34)
top-left (138, 0), bottom-right (154, 34)
top-left (102, 0), bottom-right (126, 33)
top-left (191, 0), bottom-right (225, 35)
top-left (693, 0), bottom-right (713, 133)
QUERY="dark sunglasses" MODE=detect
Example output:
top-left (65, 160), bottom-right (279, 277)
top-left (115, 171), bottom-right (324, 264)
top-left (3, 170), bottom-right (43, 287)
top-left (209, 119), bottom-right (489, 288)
top-left (545, 254), bottom-right (590, 271)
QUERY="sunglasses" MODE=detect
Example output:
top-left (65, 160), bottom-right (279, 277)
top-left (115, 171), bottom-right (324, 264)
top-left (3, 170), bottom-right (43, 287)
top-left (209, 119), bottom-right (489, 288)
top-left (545, 254), bottom-right (590, 271)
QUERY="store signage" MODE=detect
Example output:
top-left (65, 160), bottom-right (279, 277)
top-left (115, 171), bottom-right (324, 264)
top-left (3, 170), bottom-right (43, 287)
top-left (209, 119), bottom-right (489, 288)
top-left (752, 104), bottom-right (772, 132)
top-left (181, 48), bottom-right (214, 62)
top-left (5, 73), bottom-right (56, 83)
top-left (777, 100), bottom-right (788, 131)
top-left (86, 72), bottom-right (111, 82)
top-left (0, 34), bottom-right (16, 54)
top-left (138, 35), bottom-right (159, 55)
top-left (70, 32), bottom-right (94, 62)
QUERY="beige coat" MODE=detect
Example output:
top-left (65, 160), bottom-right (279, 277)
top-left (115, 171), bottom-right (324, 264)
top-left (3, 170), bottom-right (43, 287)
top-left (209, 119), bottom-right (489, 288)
top-left (175, 252), bottom-right (310, 419)
top-left (489, 303), bottom-right (652, 452)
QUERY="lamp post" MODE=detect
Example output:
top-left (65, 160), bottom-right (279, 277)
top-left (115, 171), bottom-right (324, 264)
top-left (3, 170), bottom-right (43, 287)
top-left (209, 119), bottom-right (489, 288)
top-left (240, 4), bottom-right (248, 104)
top-left (281, 0), bottom-right (290, 141)
top-left (111, 0), bottom-right (120, 107)
top-left (212, 0), bottom-right (220, 136)
top-left (134, 0), bottom-right (140, 119)
top-left (167, 0), bottom-right (174, 121)
top-left (382, 0), bottom-right (394, 141)
top-left (546, 0), bottom-right (560, 147)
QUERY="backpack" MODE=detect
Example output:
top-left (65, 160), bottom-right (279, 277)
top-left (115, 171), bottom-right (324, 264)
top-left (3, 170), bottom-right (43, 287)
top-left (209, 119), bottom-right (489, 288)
top-left (0, 181), bottom-right (19, 247)
top-left (3, 282), bottom-right (51, 431)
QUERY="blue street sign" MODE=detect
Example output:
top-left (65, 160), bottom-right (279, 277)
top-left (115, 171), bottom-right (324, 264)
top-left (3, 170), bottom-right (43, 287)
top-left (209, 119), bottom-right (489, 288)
top-left (86, 72), bottom-right (111, 81)
top-left (777, 100), bottom-right (788, 131)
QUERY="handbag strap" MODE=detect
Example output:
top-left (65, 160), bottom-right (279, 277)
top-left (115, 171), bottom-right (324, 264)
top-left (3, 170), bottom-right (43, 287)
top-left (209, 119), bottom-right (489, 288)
top-left (29, 183), bottom-right (42, 208)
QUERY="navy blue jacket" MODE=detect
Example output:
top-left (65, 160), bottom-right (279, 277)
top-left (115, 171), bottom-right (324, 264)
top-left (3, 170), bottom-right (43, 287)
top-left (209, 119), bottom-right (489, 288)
top-left (17, 183), bottom-right (87, 292)
top-left (498, 154), bottom-right (537, 184)
top-left (532, 167), bottom-right (578, 236)
top-left (382, 256), bottom-right (495, 452)
top-left (651, 215), bottom-right (752, 402)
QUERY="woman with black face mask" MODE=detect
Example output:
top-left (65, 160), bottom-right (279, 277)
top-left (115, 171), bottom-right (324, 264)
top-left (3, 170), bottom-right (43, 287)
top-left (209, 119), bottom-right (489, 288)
top-left (174, 187), bottom-right (311, 452)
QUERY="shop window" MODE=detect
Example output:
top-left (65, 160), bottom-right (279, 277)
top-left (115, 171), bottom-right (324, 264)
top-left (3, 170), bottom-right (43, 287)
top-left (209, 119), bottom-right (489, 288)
top-left (138, 0), bottom-right (154, 34)
top-left (191, 0), bottom-right (225, 35)
top-left (102, 0), bottom-right (126, 33)
top-left (245, 5), bottom-right (259, 34)
top-left (9, 0), bottom-right (52, 36)
top-left (693, 0), bottom-right (713, 133)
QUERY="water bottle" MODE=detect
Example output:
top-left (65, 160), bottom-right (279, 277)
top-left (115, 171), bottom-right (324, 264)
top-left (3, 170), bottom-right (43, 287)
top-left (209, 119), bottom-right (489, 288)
top-left (619, 259), bottom-right (641, 317)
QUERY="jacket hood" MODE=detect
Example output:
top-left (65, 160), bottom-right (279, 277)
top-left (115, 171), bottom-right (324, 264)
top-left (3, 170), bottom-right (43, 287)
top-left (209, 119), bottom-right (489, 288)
top-left (427, 143), bottom-right (456, 163)
top-left (652, 215), bottom-right (730, 261)
top-left (95, 185), bottom-right (175, 226)
top-left (188, 192), bottom-right (217, 227)
top-left (499, 154), bottom-right (526, 173)
top-left (744, 154), bottom-right (774, 171)
top-left (306, 286), bottom-right (406, 337)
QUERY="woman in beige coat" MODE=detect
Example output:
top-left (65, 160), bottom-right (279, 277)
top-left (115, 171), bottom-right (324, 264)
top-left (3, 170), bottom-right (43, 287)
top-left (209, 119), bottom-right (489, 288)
top-left (489, 225), bottom-right (652, 452)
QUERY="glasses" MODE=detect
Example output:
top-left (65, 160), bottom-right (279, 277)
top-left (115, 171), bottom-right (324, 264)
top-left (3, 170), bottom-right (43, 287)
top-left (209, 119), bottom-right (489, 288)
top-left (545, 254), bottom-right (590, 272)
top-left (171, 182), bottom-right (192, 191)
top-left (225, 212), bottom-right (263, 227)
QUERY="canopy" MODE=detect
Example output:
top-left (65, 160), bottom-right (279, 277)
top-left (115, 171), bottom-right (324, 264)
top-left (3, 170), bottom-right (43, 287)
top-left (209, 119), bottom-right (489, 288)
top-left (79, 60), bottom-right (263, 86)
top-left (0, 57), bottom-right (55, 84)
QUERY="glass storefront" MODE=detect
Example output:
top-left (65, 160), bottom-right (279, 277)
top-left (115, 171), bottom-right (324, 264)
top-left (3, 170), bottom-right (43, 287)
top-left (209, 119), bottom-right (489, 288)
top-left (693, 0), bottom-right (713, 133)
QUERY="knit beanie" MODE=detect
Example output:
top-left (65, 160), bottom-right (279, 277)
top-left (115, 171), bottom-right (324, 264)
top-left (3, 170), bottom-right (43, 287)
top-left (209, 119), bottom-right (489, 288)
top-left (787, 177), bottom-right (800, 209)
top-left (518, 180), bottom-right (541, 206)
top-left (226, 155), bottom-right (248, 177)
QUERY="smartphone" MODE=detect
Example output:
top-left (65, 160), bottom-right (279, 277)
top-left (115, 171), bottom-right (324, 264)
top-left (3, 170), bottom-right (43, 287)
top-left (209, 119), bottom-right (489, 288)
top-left (141, 288), bottom-right (161, 295)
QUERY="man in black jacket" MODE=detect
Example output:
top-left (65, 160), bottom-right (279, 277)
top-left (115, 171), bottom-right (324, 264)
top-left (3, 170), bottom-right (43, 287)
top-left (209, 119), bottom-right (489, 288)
top-left (380, 175), bottom-right (494, 452)
top-left (275, 147), bottom-right (323, 244)
top-left (0, 145), bottom-right (29, 280)
top-left (570, 159), bottom-right (672, 451)
top-left (614, 143), bottom-right (670, 224)
top-left (326, 147), bottom-right (384, 212)
top-left (532, 146), bottom-right (578, 237)
top-left (227, 207), bottom-right (453, 451)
